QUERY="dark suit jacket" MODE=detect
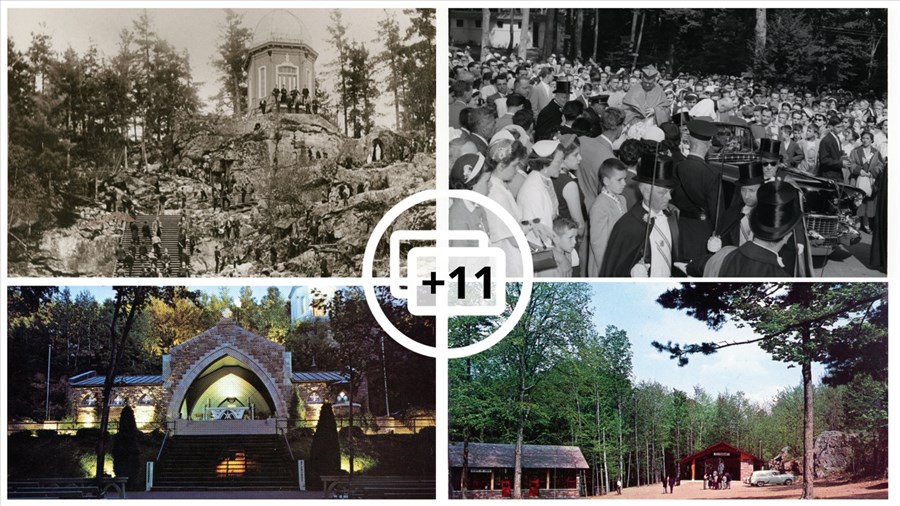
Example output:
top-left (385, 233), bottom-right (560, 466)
top-left (780, 140), bottom-right (804, 168)
top-left (688, 240), bottom-right (789, 277)
top-left (817, 131), bottom-right (843, 178)
top-left (671, 154), bottom-right (723, 258)
top-left (600, 202), bottom-right (681, 277)
top-left (535, 100), bottom-right (563, 141)
top-left (466, 132), bottom-right (490, 156)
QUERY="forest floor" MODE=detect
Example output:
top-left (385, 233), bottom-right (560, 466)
top-left (604, 477), bottom-right (888, 499)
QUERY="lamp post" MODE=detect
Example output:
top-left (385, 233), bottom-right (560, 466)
top-left (45, 343), bottom-right (52, 421)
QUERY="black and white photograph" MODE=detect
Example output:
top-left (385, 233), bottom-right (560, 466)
top-left (7, 8), bottom-right (436, 278)
top-left (448, 8), bottom-right (887, 278)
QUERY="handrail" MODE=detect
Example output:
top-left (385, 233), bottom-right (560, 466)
top-left (282, 429), bottom-right (295, 462)
top-left (155, 427), bottom-right (170, 462)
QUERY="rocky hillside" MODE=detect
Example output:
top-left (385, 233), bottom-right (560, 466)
top-left (7, 111), bottom-right (435, 277)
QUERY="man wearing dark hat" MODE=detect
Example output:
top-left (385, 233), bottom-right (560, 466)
top-left (671, 119), bottom-right (724, 259)
top-left (585, 90), bottom-right (610, 136)
top-left (759, 138), bottom-right (786, 183)
top-left (622, 64), bottom-right (671, 126)
top-left (600, 154), bottom-right (681, 277)
top-left (717, 161), bottom-right (765, 247)
top-left (535, 79), bottom-right (571, 141)
top-left (688, 181), bottom-right (804, 277)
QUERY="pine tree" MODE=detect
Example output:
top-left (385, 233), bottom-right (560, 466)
top-left (309, 403), bottom-right (341, 489)
top-left (213, 9), bottom-right (251, 117)
top-left (326, 10), bottom-right (350, 136)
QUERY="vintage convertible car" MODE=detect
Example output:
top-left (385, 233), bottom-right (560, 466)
top-left (707, 122), bottom-right (864, 258)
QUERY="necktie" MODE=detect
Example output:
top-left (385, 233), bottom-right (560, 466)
top-left (650, 217), bottom-right (672, 275)
top-left (739, 214), bottom-right (752, 245)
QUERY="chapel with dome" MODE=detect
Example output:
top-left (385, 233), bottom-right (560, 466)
top-left (245, 10), bottom-right (318, 113)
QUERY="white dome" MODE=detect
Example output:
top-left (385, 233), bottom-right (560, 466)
top-left (251, 10), bottom-right (311, 49)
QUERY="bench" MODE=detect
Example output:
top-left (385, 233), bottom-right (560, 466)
top-left (8, 477), bottom-right (129, 499)
top-left (321, 475), bottom-right (435, 499)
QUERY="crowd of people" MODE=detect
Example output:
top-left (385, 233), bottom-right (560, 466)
top-left (703, 471), bottom-right (732, 490)
top-left (259, 85), bottom-right (320, 115)
top-left (449, 50), bottom-right (888, 277)
top-left (111, 151), bottom-right (261, 277)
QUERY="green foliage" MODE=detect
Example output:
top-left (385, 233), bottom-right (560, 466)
top-left (309, 403), bottom-right (342, 489)
top-left (653, 283), bottom-right (887, 368)
top-left (112, 406), bottom-right (141, 488)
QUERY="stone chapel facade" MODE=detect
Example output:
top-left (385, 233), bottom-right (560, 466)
top-left (68, 318), bottom-right (366, 432)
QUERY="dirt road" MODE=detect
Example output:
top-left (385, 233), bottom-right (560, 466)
top-left (599, 478), bottom-right (887, 500)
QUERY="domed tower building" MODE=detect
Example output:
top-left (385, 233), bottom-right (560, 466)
top-left (246, 10), bottom-right (318, 114)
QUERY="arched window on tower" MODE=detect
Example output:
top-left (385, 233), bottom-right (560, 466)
top-left (80, 394), bottom-right (97, 406)
top-left (111, 395), bottom-right (126, 406)
top-left (336, 391), bottom-right (349, 403)
top-left (277, 63), bottom-right (299, 92)
top-left (307, 391), bottom-right (322, 404)
top-left (138, 394), bottom-right (154, 406)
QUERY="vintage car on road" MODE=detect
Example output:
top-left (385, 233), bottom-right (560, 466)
top-left (749, 470), bottom-right (795, 486)
top-left (707, 122), bottom-right (865, 258)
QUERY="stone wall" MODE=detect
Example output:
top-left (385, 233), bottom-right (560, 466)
top-left (69, 384), bottom-right (166, 429)
top-left (539, 489), bottom-right (581, 498)
top-left (450, 490), bottom-right (503, 499)
top-left (164, 318), bottom-right (292, 421)
top-left (292, 380), bottom-right (368, 422)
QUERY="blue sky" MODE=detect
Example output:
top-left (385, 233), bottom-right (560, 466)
top-left (590, 283), bottom-right (826, 405)
top-left (58, 283), bottom-right (824, 405)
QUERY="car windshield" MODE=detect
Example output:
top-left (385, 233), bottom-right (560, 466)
top-left (711, 123), bottom-right (755, 153)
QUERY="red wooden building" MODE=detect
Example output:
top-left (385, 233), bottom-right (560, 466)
top-left (678, 442), bottom-right (765, 482)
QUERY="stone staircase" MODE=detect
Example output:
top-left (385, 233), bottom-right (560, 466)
top-left (153, 435), bottom-right (297, 490)
top-left (115, 214), bottom-right (182, 276)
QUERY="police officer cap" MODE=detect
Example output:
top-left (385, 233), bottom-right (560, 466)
top-left (687, 119), bottom-right (717, 141)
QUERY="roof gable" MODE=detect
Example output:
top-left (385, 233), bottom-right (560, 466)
top-left (449, 442), bottom-right (589, 469)
top-left (678, 441), bottom-right (764, 465)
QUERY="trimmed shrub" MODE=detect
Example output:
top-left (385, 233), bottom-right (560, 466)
top-left (112, 406), bottom-right (141, 490)
top-left (308, 403), bottom-right (341, 490)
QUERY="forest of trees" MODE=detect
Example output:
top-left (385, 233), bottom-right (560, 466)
top-left (449, 283), bottom-right (887, 498)
top-left (7, 286), bottom-right (435, 424)
top-left (327, 9), bottom-right (436, 138)
top-left (7, 8), bottom-right (435, 247)
top-left (457, 8), bottom-right (887, 95)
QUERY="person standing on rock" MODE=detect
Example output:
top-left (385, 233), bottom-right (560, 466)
top-left (214, 244), bottom-right (221, 273)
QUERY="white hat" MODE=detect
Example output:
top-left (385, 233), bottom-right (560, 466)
top-left (489, 129), bottom-right (516, 146)
top-left (642, 125), bottom-right (666, 143)
top-left (531, 139), bottom-right (560, 158)
top-left (689, 98), bottom-right (717, 120)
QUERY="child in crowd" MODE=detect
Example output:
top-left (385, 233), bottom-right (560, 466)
top-left (536, 217), bottom-right (578, 277)
top-left (587, 158), bottom-right (628, 277)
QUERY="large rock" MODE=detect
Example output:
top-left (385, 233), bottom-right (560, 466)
top-left (814, 430), bottom-right (853, 478)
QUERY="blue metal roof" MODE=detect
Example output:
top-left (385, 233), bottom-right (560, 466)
top-left (291, 371), bottom-right (347, 383)
top-left (71, 375), bottom-right (163, 387)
